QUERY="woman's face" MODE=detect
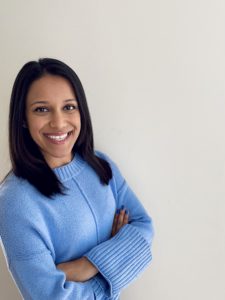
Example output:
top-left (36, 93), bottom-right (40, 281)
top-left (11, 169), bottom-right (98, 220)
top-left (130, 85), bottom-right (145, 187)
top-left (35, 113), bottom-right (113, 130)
top-left (25, 74), bottom-right (81, 168)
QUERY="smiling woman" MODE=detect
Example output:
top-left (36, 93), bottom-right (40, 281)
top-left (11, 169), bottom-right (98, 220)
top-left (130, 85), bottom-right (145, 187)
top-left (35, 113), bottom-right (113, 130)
top-left (0, 58), bottom-right (154, 300)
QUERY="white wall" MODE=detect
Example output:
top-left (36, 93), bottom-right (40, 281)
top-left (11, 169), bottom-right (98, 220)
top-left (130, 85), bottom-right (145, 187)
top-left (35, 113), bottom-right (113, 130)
top-left (0, 0), bottom-right (225, 299)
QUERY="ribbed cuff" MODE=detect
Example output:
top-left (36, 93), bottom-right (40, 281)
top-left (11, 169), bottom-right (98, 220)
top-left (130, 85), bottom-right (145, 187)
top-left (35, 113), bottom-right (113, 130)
top-left (85, 224), bottom-right (152, 297)
top-left (90, 275), bottom-right (110, 300)
top-left (90, 277), bottom-right (105, 299)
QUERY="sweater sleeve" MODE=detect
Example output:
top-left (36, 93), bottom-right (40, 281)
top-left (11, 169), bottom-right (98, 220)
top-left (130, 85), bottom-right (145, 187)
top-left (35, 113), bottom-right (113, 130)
top-left (6, 250), bottom-right (100, 300)
top-left (0, 189), bottom-right (103, 300)
top-left (85, 152), bottom-right (154, 298)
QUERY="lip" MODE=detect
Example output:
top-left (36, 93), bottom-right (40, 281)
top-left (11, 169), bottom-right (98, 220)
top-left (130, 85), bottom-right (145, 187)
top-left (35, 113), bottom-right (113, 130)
top-left (43, 131), bottom-right (73, 144)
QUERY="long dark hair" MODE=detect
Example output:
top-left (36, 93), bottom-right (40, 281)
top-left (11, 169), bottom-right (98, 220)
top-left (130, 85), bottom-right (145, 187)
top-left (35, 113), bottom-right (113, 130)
top-left (8, 58), bottom-right (112, 197)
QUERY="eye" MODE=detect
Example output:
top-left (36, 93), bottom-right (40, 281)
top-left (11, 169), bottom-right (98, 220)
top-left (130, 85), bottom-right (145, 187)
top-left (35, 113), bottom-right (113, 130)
top-left (63, 104), bottom-right (78, 111)
top-left (34, 107), bottom-right (49, 113)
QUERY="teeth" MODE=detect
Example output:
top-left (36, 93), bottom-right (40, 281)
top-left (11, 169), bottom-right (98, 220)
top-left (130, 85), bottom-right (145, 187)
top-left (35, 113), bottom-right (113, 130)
top-left (47, 133), bottom-right (68, 141)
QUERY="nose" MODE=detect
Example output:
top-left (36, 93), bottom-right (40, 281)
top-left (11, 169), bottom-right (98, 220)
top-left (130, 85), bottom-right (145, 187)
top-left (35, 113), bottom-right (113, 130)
top-left (49, 111), bottom-right (67, 130)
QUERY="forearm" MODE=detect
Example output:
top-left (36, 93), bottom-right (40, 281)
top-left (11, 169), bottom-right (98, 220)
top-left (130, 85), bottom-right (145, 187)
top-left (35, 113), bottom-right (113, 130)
top-left (86, 224), bottom-right (152, 296)
top-left (57, 207), bottom-right (129, 283)
top-left (57, 256), bottom-right (99, 282)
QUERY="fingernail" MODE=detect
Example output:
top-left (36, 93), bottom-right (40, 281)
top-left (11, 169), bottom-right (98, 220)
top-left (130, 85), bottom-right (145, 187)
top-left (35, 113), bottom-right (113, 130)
top-left (116, 209), bottom-right (120, 214)
top-left (121, 205), bottom-right (124, 210)
top-left (125, 209), bottom-right (129, 215)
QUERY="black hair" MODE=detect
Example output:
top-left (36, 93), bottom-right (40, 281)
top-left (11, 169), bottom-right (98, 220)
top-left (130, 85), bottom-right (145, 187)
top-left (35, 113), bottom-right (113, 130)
top-left (8, 58), bottom-right (112, 197)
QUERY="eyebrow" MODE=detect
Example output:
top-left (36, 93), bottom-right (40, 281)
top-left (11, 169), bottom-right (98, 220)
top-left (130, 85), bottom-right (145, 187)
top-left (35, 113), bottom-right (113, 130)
top-left (30, 99), bottom-right (77, 107)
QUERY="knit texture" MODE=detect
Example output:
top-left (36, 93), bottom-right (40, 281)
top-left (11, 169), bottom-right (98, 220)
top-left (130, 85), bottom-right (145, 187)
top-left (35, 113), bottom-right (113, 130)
top-left (0, 151), bottom-right (154, 300)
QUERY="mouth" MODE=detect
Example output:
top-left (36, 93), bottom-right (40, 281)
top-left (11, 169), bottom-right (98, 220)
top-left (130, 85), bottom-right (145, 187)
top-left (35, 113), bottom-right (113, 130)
top-left (44, 131), bottom-right (73, 143)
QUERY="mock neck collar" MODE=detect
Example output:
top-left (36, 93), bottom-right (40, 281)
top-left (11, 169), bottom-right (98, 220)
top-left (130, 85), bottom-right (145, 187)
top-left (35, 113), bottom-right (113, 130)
top-left (53, 153), bottom-right (85, 182)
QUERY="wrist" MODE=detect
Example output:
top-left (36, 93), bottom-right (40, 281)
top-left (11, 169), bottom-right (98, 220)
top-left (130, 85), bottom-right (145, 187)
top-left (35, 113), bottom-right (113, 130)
top-left (57, 256), bottom-right (99, 282)
top-left (81, 257), bottom-right (99, 279)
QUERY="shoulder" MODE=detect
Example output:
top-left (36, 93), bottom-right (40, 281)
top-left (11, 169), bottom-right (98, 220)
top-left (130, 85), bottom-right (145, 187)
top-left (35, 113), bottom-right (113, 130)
top-left (0, 172), bottom-right (27, 204)
top-left (95, 150), bottom-right (117, 169)
top-left (95, 150), bottom-right (126, 190)
top-left (94, 150), bottom-right (110, 160)
top-left (0, 173), bottom-right (39, 225)
top-left (95, 150), bottom-right (118, 173)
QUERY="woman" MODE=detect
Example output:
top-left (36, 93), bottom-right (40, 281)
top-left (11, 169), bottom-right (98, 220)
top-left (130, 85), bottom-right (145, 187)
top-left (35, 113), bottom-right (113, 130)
top-left (0, 58), bottom-right (154, 300)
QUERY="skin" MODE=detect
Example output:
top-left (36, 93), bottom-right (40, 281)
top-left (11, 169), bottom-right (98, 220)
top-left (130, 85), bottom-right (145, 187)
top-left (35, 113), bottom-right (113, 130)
top-left (26, 74), bottom-right (81, 168)
top-left (25, 74), bottom-right (130, 282)
top-left (111, 207), bottom-right (129, 237)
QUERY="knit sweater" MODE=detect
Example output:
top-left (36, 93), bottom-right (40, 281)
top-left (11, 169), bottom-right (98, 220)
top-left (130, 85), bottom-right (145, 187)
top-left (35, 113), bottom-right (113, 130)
top-left (0, 151), bottom-right (154, 300)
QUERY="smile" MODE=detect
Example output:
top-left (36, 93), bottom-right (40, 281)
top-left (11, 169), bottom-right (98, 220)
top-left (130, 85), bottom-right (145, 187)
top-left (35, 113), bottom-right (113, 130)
top-left (44, 131), bottom-right (73, 143)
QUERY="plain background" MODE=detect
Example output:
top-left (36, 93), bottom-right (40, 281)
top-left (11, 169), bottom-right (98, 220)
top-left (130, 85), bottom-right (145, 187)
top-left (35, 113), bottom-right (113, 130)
top-left (0, 0), bottom-right (225, 299)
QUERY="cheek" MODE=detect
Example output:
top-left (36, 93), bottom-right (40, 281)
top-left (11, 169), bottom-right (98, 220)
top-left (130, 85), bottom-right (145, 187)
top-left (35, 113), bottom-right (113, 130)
top-left (78, 119), bottom-right (82, 134)
top-left (27, 119), bottom-right (44, 138)
top-left (72, 113), bottom-right (81, 130)
top-left (78, 117), bottom-right (81, 129)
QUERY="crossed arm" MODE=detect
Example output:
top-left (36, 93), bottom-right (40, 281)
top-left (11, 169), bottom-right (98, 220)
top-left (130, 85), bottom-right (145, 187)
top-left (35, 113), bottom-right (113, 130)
top-left (57, 207), bottom-right (129, 282)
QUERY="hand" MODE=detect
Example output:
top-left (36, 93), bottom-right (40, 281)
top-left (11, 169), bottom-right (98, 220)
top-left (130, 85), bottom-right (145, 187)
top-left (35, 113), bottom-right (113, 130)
top-left (111, 205), bottom-right (129, 237)
top-left (57, 257), bottom-right (98, 282)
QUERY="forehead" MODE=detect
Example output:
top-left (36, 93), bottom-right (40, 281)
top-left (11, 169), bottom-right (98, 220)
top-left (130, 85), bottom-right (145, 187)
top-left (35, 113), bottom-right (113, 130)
top-left (26, 75), bottom-right (76, 103)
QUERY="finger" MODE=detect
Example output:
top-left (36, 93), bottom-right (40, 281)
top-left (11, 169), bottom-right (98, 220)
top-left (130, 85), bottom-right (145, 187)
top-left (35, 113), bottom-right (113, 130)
top-left (111, 215), bottom-right (119, 236)
top-left (124, 210), bottom-right (129, 224)
top-left (117, 207), bottom-right (126, 231)
top-left (111, 209), bottom-right (120, 236)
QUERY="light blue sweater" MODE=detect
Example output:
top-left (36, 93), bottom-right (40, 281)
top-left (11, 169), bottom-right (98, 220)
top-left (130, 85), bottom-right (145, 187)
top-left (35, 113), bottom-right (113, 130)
top-left (0, 151), bottom-right (154, 300)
